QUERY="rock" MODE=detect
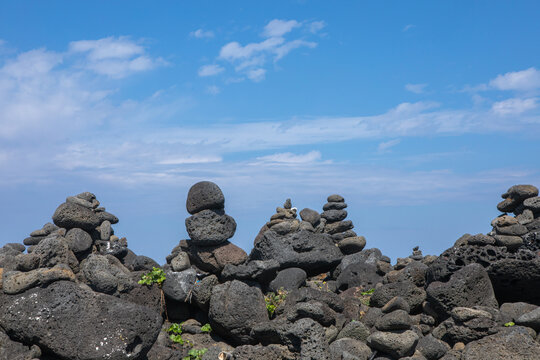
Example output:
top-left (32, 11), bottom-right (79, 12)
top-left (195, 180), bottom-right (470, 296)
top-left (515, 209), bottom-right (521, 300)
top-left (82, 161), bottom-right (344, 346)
top-left (462, 326), bottom-right (540, 360)
top-left (321, 210), bottom-right (348, 222)
top-left (232, 344), bottom-right (294, 360)
top-left (279, 287), bottom-right (344, 316)
top-left (0, 329), bottom-right (42, 360)
top-left (162, 268), bottom-right (197, 302)
top-left (367, 330), bottom-right (419, 358)
top-left (328, 194), bottom-right (345, 202)
top-left (495, 224), bottom-right (528, 236)
top-left (523, 196), bottom-right (540, 211)
top-left (467, 234), bottom-right (495, 246)
top-left (100, 220), bottom-right (112, 240)
top-left (329, 338), bottom-right (372, 360)
top-left (52, 202), bottom-right (101, 230)
top-left (131, 255), bottom-right (160, 271)
top-left (323, 202), bottom-right (348, 211)
top-left (515, 307), bottom-right (540, 331)
top-left (32, 236), bottom-right (79, 271)
top-left (299, 208), bottom-right (321, 226)
top-left (499, 302), bottom-right (538, 324)
top-left (209, 280), bottom-right (268, 344)
top-left (2, 265), bottom-right (76, 294)
top-left (450, 307), bottom-right (493, 322)
top-left (516, 209), bottom-right (534, 225)
top-left (339, 236), bottom-right (366, 254)
top-left (332, 230), bottom-right (358, 241)
top-left (186, 181), bottom-right (225, 215)
top-left (221, 259), bottom-right (280, 283)
top-left (65, 228), bottom-right (93, 256)
top-left (336, 261), bottom-right (383, 291)
top-left (192, 274), bottom-right (218, 312)
top-left (269, 267), bottom-right (307, 292)
top-left (375, 310), bottom-right (413, 331)
top-left (66, 195), bottom-right (94, 208)
top-left (491, 215), bottom-right (518, 227)
top-left (96, 210), bottom-right (119, 224)
top-left (385, 261), bottom-right (428, 287)
top-left (182, 240), bottom-right (247, 274)
top-left (427, 264), bottom-right (498, 319)
top-left (80, 254), bottom-right (134, 295)
top-left (371, 281), bottom-right (427, 313)
top-left (382, 296), bottom-right (411, 314)
top-left (250, 230), bottom-right (343, 275)
top-left (270, 219), bottom-right (300, 235)
top-left (286, 300), bottom-right (337, 327)
top-left (502, 184), bottom-right (539, 201)
top-left (0, 281), bottom-right (162, 360)
top-left (493, 235), bottom-right (524, 249)
top-left (336, 321), bottom-right (370, 342)
top-left (416, 335), bottom-right (450, 360)
top-left (325, 220), bottom-right (354, 235)
top-left (186, 210), bottom-right (237, 246)
top-left (171, 252), bottom-right (191, 272)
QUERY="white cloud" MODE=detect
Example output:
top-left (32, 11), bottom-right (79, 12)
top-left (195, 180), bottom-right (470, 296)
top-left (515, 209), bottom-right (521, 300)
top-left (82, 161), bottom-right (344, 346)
top-left (256, 150), bottom-right (322, 164)
top-left (309, 21), bottom-right (326, 34)
top-left (219, 37), bottom-right (285, 61)
top-left (69, 36), bottom-right (164, 78)
top-left (198, 64), bottom-right (224, 77)
top-left (492, 97), bottom-right (538, 115)
top-left (489, 67), bottom-right (540, 91)
top-left (246, 68), bottom-right (266, 82)
top-left (190, 29), bottom-right (215, 39)
top-left (263, 19), bottom-right (300, 38)
top-left (206, 85), bottom-right (220, 95)
top-left (274, 40), bottom-right (317, 61)
top-left (157, 155), bottom-right (222, 165)
top-left (403, 24), bottom-right (416, 32)
top-left (1, 48), bottom-right (62, 78)
top-left (405, 83), bottom-right (427, 94)
top-left (378, 139), bottom-right (401, 153)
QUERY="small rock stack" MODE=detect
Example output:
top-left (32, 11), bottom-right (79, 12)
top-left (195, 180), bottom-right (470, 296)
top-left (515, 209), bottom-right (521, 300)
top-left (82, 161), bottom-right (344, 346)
top-left (319, 194), bottom-right (367, 255)
top-left (489, 184), bottom-right (540, 251)
top-left (166, 181), bottom-right (247, 275)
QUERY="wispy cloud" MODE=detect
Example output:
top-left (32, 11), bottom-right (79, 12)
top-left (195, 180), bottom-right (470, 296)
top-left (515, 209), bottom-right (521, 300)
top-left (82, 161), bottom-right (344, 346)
top-left (206, 85), bottom-right (220, 95)
top-left (489, 67), bottom-right (540, 92)
top-left (378, 139), bottom-right (401, 153)
top-left (492, 97), bottom-right (538, 115)
top-left (405, 83), bottom-right (427, 94)
top-left (190, 29), bottom-right (214, 39)
top-left (262, 19), bottom-right (300, 37)
top-left (403, 24), bottom-right (416, 32)
top-left (309, 21), bottom-right (326, 34)
top-left (198, 64), bottom-right (224, 77)
top-left (256, 150), bottom-right (322, 164)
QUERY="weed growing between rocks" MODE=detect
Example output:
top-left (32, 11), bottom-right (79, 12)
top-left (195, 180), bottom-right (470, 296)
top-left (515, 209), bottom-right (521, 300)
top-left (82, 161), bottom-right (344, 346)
top-left (139, 267), bottom-right (168, 320)
top-left (183, 348), bottom-right (207, 360)
top-left (167, 323), bottom-right (191, 346)
top-left (264, 288), bottom-right (287, 318)
top-left (200, 323), bottom-right (212, 333)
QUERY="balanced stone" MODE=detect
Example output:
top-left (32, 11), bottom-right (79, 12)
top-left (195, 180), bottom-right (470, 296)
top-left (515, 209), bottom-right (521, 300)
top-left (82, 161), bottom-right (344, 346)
top-left (327, 194), bottom-right (345, 202)
top-left (186, 181), bottom-right (225, 215)
top-left (185, 209), bottom-right (236, 246)
top-left (299, 208), bottom-right (321, 226)
top-left (52, 202), bottom-right (101, 231)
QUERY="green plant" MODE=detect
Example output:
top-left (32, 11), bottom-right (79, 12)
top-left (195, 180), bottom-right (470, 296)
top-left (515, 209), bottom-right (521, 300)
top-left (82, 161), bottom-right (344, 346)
top-left (167, 323), bottom-right (192, 346)
top-left (183, 348), bottom-right (207, 360)
top-left (358, 288), bottom-right (375, 306)
top-left (264, 288), bottom-right (287, 318)
top-left (360, 288), bottom-right (375, 296)
top-left (504, 321), bottom-right (515, 327)
top-left (139, 267), bottom-right (168, 320)
top-left (200, 323), bottom-right (212, 333)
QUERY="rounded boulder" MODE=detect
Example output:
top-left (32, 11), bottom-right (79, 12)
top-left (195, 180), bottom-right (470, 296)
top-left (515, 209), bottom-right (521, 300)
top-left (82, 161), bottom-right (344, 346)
top-left (186, 181), bottom-right (225, 215)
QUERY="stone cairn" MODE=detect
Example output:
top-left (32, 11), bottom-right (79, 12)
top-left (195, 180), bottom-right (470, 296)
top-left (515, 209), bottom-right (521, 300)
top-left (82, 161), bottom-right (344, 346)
top-left (1, 183), bottom-right (540, 360)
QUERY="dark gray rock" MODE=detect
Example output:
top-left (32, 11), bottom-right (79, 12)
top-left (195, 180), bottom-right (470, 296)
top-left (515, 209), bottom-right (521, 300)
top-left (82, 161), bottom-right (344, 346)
top-left (515, 307), bottom-right (540, 331)
top-left (32, 236), bottom-right (79, 271)
top-left (170, 252), bottom-right (191, 272)
top-left (427, 264), bottom-right (498, 319)
top-left (250, 230), bottom-right (343, 275)
top-left (339, 236), bottom-right (366, 255)
top-left (523, 196), bottom-right (540, 211)
top-left (493, 235), bottom-right (523, 249)
top-left (375, 310), bottom-right (413, 331)
top-left (185, 209), bottom-right (236, 246)
top-left (80, 254), bottom-right (134, 295)
top-left (232, 344), bottom-right (294, 360)
top-left (467, 234), bottom-right (495, 246)
top-left (96, 210), bottom-right (119, 224)
top-left (4, 243), bottom-right (26, 253)
top-left (382, 296), bottom-right (411, 314)
top-left (131, 255), bottom-right (160, 271)
top-left (162, 268), bottom-right (197, 302)
top-left (328, 194), bottom-right (345, 202)
top-left (286, 300), bottom-right (337, 327)
top-left (336, 248), bottom-right (384, 276)
top-left (371, 281), bottom-right (427, 313)
top-left (332, 230), bottom-right (357, 241)
top-left (0, 281), bottom-right (162, 360)
top-left (186, 181), bottom-right (225, 215)
top-left (269, 267), bottom-right (307, 292)
top-left (416, 335), bottom-right (450, 360)
top-left (495, 224), bottom-right (528, 236)
top-left (337, 261), bottom-right (383, 291)
top-left (221, 259), bottom-right (280, 283)
top-left (385, 261), bottom-right (428, 287)
top-left (321, 210), bottom-right (348, 222)
top-left (181, 240), bottom-right (247, 274)
top-left (192, 274), bottom-right (219, 312)
top-left (329, 338), bottom-right (371, 360)
top-left (2, 265), bottom-right (76, 294)
top-left (52, 202), bottom-right (101, 230)
top-left (336, 321), bottom-right (370, 342)
top-left (299, 208), bottom-right (321, 226)
top-left (499, 302), bottom-right (538, 324)
top-left (278, 287), bottom-right (344, 315)
top-left (325, 220), bottom-right (354, 235)
top-left (0, 328), bottom-right (41, 360)
top-left (209, 280), bottom-right (268, 344)
top-left (367, 330), bottom-right (419, 359)
top-left (65, 228), bottom-right (93, 256)
top-left (100, 220), bottom-right (112, 240)
top-left (462, 326), bottom-right (540, 360)
top-left (323, 202), bottom-right (348, 211)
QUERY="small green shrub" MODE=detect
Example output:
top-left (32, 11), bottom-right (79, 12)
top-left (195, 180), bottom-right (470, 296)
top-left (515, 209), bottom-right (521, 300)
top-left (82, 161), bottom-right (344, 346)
top-left (200, 323), bottom-right (212, 333)
top-left (358, 288), bottom-right (375, 306)
top-left (360, 288), bottom-right (375, 296)
top-left (264, 288), bottom-right (287, 318)
top-left (504, 321), bottom-right (515, 327)
top-left (138, 267), bottom-right (166, 288)
top-left (183, 348), bottom-right (207, 360)
top-left (167, 323), bottom-right (192, 346)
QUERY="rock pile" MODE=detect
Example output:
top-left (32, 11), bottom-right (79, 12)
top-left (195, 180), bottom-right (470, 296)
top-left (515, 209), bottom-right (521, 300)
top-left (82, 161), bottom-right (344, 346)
top-left (1, 183), bottom-right (540, 360)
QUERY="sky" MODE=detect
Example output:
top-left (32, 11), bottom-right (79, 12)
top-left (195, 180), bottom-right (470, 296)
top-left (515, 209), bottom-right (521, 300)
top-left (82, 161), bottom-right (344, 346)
top-left (1, 1), bottom-right (539, 264)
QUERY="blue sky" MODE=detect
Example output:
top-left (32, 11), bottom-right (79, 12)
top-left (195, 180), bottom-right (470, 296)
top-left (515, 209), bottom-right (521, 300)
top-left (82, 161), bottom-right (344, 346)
top-left (1, 1), bottom-right (539, 263)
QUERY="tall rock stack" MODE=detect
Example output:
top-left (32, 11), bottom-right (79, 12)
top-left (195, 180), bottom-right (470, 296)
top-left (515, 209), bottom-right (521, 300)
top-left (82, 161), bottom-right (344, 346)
top-left (166, 181), bottom-right (247, 276)
top-left (320, 194), bottom-right (367, 255)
